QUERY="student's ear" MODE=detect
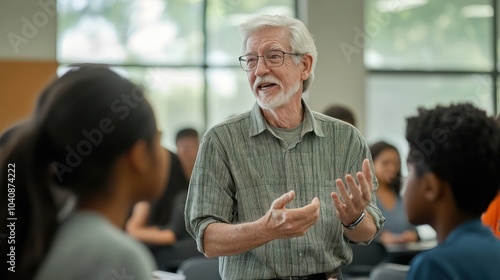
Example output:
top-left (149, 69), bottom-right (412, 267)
top-left (421, 172), bottom-right (446, 202)
top-left (127, 140), bottom-right (150, 173)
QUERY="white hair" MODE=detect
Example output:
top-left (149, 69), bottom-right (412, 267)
top-left (240, 15), bottom-right (318, 93)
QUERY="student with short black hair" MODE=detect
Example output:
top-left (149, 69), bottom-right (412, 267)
top-left (404, 103), bottom-right (500, 280)
top-left (323, 105), bottom-right (356, 127)
top-left (0, 66), bottom-right (167, 280)
top-left (175, 128), bottom-right (199, 180)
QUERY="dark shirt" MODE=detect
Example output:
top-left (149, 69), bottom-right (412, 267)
top-left (148, 150), bottom-right (189, 239)
top-left (407, 219), bottom-right (500, 280)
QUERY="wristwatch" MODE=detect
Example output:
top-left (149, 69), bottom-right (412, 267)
top-left (342, 211), bottom-right (365, 230)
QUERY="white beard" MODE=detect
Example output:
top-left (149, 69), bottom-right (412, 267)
top-left (254, 76), bottom-right (301, 110)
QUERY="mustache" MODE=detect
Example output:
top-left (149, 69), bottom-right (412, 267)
top-left (254, 76), bottom-right (281, 92)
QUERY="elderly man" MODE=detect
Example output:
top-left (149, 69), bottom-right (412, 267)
top-left (185, 15), bottom-right (385, 280)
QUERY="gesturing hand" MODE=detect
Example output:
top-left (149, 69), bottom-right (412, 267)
top-left (260, 190), bottom-right (320, 240)
top-left (331, 159), bottom-right (373, 227)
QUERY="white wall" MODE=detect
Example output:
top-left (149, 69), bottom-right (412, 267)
top-left (306, 0), bottom-right (366, 133)
top-left (0, 0), bottom-right (57, 60)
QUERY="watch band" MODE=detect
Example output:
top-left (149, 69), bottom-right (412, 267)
top-left (342, 211), bottom-right (365, 230)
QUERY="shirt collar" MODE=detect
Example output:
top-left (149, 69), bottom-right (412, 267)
top-left (442, 219), bottom-right (485, 245)
top-left (249, 100), bottom-right (325, 138)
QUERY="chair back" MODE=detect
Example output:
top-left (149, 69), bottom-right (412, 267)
top-left (177, 256), bottom-right (221, 280)
top-left (151, 239), bottom-right (204, 271)
top-left (342, 241), bottom-right (388, 277)
top-left (369, 263), bottom-right (409, 280)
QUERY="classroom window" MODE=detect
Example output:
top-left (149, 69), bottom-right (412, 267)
top-left (364, 0), bottom-right (498, 168)
top-left (57, 0), bottom-right (296, 149)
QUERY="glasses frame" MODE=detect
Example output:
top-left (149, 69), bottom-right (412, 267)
top-left (238, 50), bottom-right (302, 72)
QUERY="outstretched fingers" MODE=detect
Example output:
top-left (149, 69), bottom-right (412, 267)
top-left (290, 197), bottom-right (321, 229)
top-left (360, 159), bottom-right (374, 199)
top-left (271, 190), bottom-right (295, 210)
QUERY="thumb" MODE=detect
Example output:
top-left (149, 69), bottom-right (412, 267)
top-left (271, 190), bottom-right (295, 209)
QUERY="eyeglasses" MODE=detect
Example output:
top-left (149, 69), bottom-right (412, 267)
top-left (238, 50), bottom-right (302, 72)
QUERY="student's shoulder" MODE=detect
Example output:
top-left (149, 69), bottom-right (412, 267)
top-left (37, 213), bottom-right (156, 280)
top-left (406, 250), bottom-right (449, 280)
top-left (62, 212), bottom-right (151, 257)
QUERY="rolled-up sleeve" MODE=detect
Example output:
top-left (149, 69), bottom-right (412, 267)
top-left (184, 131), bottom-right (236, 253)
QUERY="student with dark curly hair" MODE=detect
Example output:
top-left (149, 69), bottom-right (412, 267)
top-left (0, 66), bottom-right (168, 280)
top-left (404, 103), bottom-right (500, 280)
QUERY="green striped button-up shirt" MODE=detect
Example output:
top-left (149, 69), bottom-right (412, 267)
top-left (185, 101), bottom-right (385, 280)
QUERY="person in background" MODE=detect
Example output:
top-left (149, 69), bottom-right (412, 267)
top-left (0, 66), bottom-right (167, 280)
top-left (127, 128), bottom-right (199, 270)
top-left (404, 103), bottom-right (500, 280)
top-left (185, 14), bottom-right (385, 280)
top-left (126, 148), bottom-right (192, 268)
top-left (481, 116), bottom-right (500, 239)
top-left (175, 128), bottom-right (199, 180)
top-left (323, 105), bottom-right (356, 127)
top-left (369, 141), bottom-right (419, 245)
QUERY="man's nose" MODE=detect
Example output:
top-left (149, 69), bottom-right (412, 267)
top-left (254, 57), bottom-right (270, 76)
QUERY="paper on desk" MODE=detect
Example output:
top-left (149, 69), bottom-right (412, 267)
top-left (152, 270), bottom-right (186, 280)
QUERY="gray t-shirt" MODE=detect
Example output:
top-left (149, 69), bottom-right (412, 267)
top-left (376, 197), bottom-right (416, 234)
top-left (36, 212), bottom-right (156, 280)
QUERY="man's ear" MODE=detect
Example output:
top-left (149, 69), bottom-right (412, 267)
top-left (127, 140), bottom-right (150, 173)
top-left (421, 172), bottom-right (446, 202)
top-left (300, 54), bottom-right (313, 81)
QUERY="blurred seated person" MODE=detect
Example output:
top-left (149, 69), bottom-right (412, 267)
top-left (0, 66), bottom-right (167, 280)
top-left (127, 134), bottom-right (199, 270)
top-left (370, 141), bottom-right (419, 245)
top-left (323, 104), bottom-right (356, 126)
top-left (175, 128), bottom-right (199, 180)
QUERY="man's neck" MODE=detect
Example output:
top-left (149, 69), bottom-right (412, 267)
top-left (261, 99), bottom-right (304, 128)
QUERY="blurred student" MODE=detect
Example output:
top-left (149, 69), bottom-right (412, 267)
top-left (404, 103), bottom-right (500, 280)
top-left (126, 150), bottom-right (189, 245)
top-left (0, 66), bottom-right (167, 280)
top-left (370, 141), bottom-right (418, 245)
top-left (126, 128), bottom-right (199, 270)
top-left (323, 104), bottom-right (356, 126)
top-left (175, 128), bottom-right (199, 180)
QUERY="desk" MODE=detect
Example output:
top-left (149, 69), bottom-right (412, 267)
top-left (384, 240), bottom-right (437, 265)
top-left (385, 240), bottom-right (437, 254)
